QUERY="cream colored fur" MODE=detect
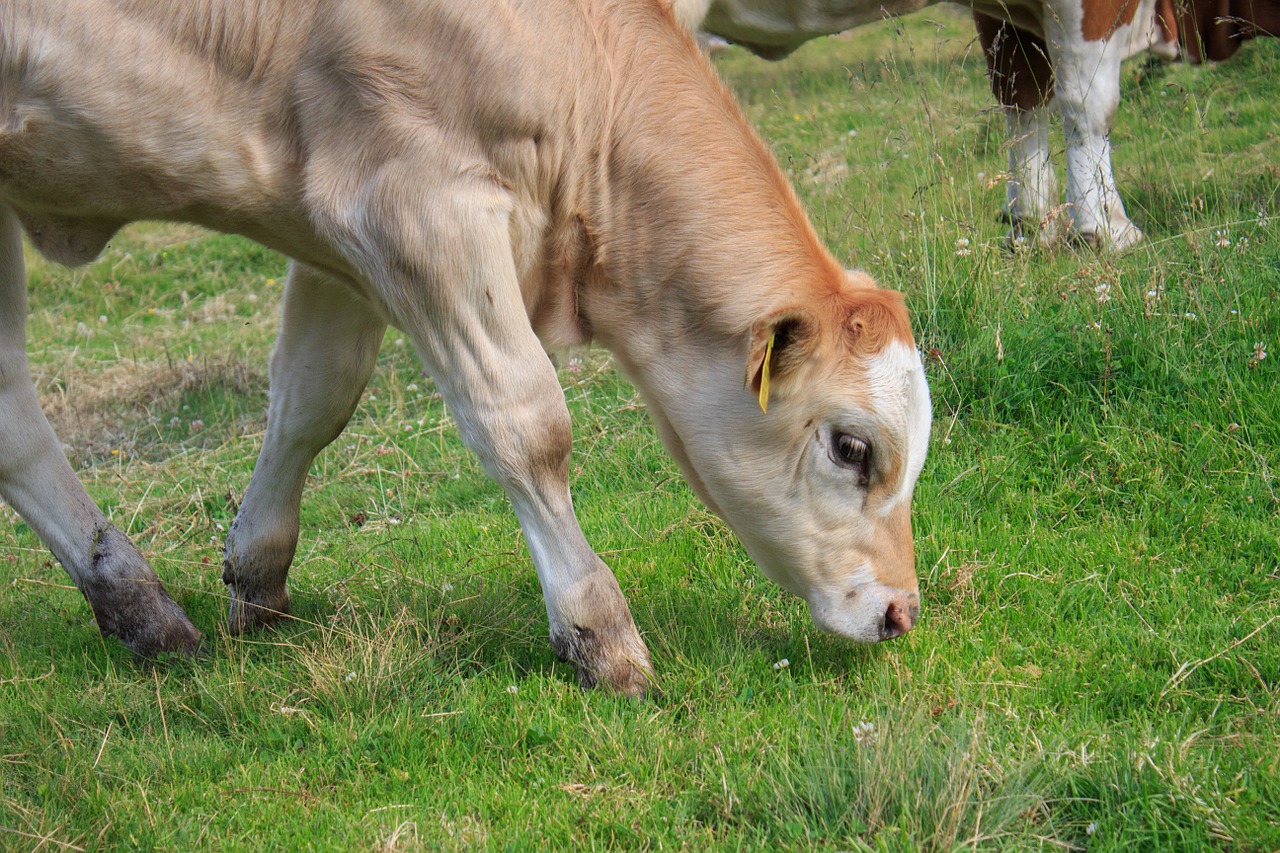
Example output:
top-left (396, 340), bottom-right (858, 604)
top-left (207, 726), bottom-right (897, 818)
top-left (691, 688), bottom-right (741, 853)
top-left (0, 0), bottom-right (930, 691)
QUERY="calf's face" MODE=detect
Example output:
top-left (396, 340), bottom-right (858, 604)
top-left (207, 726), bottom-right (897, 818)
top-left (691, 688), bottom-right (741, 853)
top-left (653, 278), bottom-right (931, 643)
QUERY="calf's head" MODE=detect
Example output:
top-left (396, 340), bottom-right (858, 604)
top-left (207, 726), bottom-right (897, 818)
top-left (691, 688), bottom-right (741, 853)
top-left (647, 273), bottom-right (931, 642)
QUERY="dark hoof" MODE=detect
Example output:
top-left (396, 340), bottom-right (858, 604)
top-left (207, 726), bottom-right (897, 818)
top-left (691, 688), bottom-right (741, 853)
top-left (551, 622), bottom-right (654, 698)
top-left (112, 598), bottom-right (203, 660)
top-left (81, 525), bottom-right (202, 658)
top-left (226, 585), bottom-right (291, 634)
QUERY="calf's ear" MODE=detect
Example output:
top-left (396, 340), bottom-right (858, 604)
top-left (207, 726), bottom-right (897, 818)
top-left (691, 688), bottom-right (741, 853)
top-left (842, 287), bottom-right (910, 356)
top-left (744, 308), bottom-right (820, 412)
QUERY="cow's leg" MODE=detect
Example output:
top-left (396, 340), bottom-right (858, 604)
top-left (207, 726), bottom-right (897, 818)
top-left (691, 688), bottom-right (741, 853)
top-left (0, 204), bottom-right (200, 656)
top-left (1005, 107), bottom-right (1061, 245)
top-left (366, 186), bottom-right (651, 696)
top-left (1044, 10), bottom-right (1143, 249)
top-left (975, 13), bottom-right (1061, 246)
top-left (223, 264), bottom-right (385, 632)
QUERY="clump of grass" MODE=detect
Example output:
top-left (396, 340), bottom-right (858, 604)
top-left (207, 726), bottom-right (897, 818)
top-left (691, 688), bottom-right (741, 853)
top-left (736, 707), bottom-right (1052, 849)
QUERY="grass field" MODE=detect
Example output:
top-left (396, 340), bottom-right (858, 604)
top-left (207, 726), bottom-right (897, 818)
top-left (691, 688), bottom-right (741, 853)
top-left (2, 10), bottom-right (1278, 851)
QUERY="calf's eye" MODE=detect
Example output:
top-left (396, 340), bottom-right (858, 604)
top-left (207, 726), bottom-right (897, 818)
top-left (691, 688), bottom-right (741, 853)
top-left (831, 432), bottom-right (871, 483)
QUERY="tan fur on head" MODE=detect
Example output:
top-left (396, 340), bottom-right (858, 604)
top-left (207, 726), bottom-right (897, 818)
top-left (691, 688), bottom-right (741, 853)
top-left (744, 279), bottom-right (913, 405)
top-left (841, 285), bottom-right (912, 356)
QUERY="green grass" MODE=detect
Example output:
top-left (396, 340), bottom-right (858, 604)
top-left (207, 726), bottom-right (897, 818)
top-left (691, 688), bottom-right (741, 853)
top-left (3, 10), bottom-right (1278, 850)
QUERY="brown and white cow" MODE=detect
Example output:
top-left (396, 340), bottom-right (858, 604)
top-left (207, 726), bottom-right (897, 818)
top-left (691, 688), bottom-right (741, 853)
top-left (0, 0), bottom-right (931, 694)
top-left (672, 0), bottom-right (1278, 249)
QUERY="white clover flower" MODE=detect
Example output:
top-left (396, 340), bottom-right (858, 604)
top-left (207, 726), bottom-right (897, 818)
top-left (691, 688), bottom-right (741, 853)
top-left (506, 685), bottom-right (519, 695)
top-left (1215, 230), bottom-right (1231, 248)
top-left (1094, 282), bottom-right (1112, 303)
top-left (954, 237), bottom-right (971, 257)
top-left (345, 671), bottom-right (357, 683)
top-left (773, 658), bottom-right (790, 670)
top-left (1086, 821), bottom-right (1098, 836)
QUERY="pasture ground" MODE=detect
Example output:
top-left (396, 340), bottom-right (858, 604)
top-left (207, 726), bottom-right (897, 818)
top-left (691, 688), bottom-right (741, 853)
top-left (2, 9), bottom-right (1277, 850)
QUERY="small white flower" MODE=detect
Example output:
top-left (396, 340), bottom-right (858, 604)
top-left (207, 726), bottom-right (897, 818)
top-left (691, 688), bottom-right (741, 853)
top-left (1086, 821), bottom-right (1098, 836)
top-left (1215, 230), bottom-right (1231, 248)
top-left (773, 658), bottom-right (790, 670)
top-left (189, 419), bottom-right (204, 432)
top-left (954, 237), bottom-right (971, 257)
top-left (406, 383), bottom-right (419, 392)
top-left (345, 671), bottom-right (357, 683)
top-left (99, 315), bottom-right (108, 324)
top-left (1094, 283), bottom-right (1112, 303)
top-left (506, 685), bottom-right (518, 695)
top-left (1250, 341), bottom-right (1268, 368)
top-left (1184, 312), bottom-right (1197, 320)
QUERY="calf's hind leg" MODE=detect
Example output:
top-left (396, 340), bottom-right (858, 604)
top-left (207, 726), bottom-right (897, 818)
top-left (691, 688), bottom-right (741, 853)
top-left (223, 264), bottom-right (385, 632)
top-left (0, 204), bottom-right (200, 656)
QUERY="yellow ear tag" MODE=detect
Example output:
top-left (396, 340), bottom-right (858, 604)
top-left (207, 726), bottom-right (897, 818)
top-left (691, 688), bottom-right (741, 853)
top-left (758, 331), bottom-right (775, 413)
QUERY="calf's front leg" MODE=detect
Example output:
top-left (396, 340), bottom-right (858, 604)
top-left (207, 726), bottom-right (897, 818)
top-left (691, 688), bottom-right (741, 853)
top-left (0, 204), bottom-right (200, 656)
top-left (365, 185), bottom-right (652, 696)
top-left (223, 264), bottom-right (385, 632)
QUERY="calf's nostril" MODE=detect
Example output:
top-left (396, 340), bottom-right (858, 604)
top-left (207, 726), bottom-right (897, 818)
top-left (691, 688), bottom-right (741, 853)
top-left (881, 601), bottom-right (914, 640)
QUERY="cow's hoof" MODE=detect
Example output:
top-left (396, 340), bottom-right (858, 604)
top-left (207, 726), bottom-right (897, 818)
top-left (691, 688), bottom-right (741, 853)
top-left (226, 584), bottom-right (291, 634)
top-left (82, 526), bottom-right (203, 658)
top-left (1003, 217), bottom-right (1062, 253)
top-left (551, 621), bottom-right (653, 698)
top-left (1070, 221), bottom-right (1144, 252)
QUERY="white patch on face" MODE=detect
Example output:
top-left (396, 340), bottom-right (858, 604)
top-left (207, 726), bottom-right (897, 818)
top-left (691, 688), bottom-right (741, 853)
top-left (862, 339), bottom-right (931, 513)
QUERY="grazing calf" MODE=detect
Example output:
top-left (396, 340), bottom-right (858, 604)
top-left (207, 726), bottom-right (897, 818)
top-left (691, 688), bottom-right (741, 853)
top-left (672, 0), bottom-right (1278, 249)
top-left (0, 0), bottom-right (932, 694)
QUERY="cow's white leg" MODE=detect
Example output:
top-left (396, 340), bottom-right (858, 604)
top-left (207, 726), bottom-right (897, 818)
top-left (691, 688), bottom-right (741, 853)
top-left (1005, 105), bottom-right (1062, 246)
top-left (223, 264), bottom-right (385, 632)
top-left (1045, 14), bottom-right (1143, 249)
top-left (363, 186), bottom-right (651, 696)
top-left (0, 204), bottom-right (200, 655)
